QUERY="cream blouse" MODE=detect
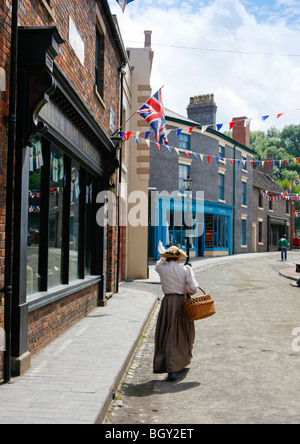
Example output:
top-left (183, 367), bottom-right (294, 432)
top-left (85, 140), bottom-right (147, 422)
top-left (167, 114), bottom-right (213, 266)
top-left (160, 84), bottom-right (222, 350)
top-left (155, 259), bottom-right (199, 296)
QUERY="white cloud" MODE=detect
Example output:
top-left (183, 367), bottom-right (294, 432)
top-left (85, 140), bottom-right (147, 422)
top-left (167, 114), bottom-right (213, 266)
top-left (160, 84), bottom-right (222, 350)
top-left (109, 0), bottom-right (300, 131)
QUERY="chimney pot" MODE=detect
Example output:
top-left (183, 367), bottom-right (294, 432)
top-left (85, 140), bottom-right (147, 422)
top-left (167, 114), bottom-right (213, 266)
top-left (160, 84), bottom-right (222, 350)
top-left (144, 30), bottom-right (152, 49)
top-left (187, 93), bottom-right (217, 128)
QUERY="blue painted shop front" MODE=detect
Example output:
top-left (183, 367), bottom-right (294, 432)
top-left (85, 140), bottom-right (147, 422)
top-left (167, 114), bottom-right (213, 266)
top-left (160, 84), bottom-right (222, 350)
top-left (149, 195), bottom-right (233, 260)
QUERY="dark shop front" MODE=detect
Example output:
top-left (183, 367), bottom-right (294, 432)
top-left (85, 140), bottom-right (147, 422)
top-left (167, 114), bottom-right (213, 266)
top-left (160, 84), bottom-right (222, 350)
top-left (10, 27), bottom-right (119, 374)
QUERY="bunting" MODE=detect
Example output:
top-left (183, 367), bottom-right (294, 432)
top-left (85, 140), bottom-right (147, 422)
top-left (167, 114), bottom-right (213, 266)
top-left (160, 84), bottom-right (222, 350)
top-left (28, 142), bottom-right (44, 172)
top-left (260, 175), bottom-right (300, 202)
top-left (121, 130), bottom-right (300, 169)
top-left (134, 106), bottom-right (300, 136)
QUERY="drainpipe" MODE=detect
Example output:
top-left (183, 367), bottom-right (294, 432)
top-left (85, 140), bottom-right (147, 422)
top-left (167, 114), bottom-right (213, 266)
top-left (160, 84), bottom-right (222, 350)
top-left (1, 0), bottom-right (19, 383)
top-left (115, 65), bottom-right (126, 294)
top-left (233, 146), bottom-right (236, 255)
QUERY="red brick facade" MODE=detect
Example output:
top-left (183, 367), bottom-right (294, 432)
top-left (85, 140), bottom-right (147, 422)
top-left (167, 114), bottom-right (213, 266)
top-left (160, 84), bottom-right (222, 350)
top-left (27, 283), bottom-right (99, 355)
top-left (0, 0), bottom-right (123, 379)
top-left (0, 0), bottom-right (10, 379)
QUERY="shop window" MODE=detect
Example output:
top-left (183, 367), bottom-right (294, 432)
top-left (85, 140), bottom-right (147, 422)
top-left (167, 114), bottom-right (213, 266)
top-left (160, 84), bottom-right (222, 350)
top-left (48, 147), bottom-right (64, 289)
top-left (85, 173), bottom-right (96, 276)
top-left (69, 160), bottom-right (81, 282)
top-left (26, 139), bottom-right (98, 297)
top-left (27, 141), bottom-right (43, 296)
top-left (205, 214), bottom-right (229, 250)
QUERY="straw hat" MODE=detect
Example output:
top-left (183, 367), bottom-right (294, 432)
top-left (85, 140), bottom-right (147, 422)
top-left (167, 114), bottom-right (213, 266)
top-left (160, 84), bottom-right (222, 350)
top-left (159, 246), bottom-right (187, 259)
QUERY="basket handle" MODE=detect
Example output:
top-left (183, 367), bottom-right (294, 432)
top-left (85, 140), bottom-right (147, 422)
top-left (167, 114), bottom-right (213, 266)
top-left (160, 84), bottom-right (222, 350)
top-left (185, 286), bottom-right (206, 302)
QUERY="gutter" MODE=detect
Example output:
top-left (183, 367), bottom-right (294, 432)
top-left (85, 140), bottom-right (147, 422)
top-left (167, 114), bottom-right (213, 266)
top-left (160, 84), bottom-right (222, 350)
top-left (115, 66), bottom-right (126, 293)
top-left (102, 0), bottom-right (127, 66)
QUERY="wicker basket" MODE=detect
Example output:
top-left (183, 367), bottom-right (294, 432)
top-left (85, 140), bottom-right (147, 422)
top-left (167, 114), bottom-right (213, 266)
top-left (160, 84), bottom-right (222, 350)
top-left (184, 287), bottom-right (216, 322)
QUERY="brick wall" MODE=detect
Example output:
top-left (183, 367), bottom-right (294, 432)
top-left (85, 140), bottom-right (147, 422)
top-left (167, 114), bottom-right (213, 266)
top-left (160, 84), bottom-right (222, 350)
top-left (27, 283), bottom-right (99, 355)
top-left (16, 0), bottom-right (121, 135)
top-left (0, 0), bottom-right (122, 376)
top-left (0, 0), bottom-right (12, 380)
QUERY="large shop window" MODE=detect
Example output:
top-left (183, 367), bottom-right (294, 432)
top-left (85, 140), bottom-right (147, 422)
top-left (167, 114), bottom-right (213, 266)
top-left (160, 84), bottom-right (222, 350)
top-left (205, 214), bottom-right (229, 250)
top-left (27, 139), bottom-right (97, 298)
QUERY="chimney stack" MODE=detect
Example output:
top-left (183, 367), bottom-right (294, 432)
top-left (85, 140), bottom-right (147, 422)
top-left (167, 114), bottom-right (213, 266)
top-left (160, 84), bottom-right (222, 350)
top-left (144, 30), bottom-right (152, 49)
top-left (232, 116), bottom-right (250, 148)
top-left (259, 153), bottom-right (274, 178)
top-left (187, 94), bottom-right (217, 128)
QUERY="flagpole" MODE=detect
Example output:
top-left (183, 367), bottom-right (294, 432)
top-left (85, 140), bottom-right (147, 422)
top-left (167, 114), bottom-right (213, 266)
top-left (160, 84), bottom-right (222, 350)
top-left (112, 86), bottom-right (165, 137)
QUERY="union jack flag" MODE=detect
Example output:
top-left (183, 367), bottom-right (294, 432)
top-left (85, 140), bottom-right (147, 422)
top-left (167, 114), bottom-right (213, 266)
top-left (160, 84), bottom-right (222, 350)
top-left (137, 89), bottom-right (168, 145)
top-left (116, 0), bottom-right (135, 13)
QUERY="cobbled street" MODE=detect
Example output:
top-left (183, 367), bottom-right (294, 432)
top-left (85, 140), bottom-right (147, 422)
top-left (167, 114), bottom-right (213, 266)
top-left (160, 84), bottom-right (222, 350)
top-left (105, 253), bottom-right (300, 425)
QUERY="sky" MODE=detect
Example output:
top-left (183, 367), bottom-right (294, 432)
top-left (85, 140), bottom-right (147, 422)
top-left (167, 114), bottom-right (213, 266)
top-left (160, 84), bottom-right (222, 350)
top-left (108, 0), bottom-right (300, 132)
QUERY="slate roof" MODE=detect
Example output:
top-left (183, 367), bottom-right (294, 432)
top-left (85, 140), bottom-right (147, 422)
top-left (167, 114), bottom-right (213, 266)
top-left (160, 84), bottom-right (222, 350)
top-left (253, 169), bottom-right (285, 193)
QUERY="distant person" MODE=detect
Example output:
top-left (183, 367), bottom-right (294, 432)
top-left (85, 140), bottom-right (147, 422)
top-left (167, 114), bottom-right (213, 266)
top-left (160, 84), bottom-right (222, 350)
top-left (154, 246), bottom-right (198, 382)
top-left (278, 234), bottom-right (289, 261)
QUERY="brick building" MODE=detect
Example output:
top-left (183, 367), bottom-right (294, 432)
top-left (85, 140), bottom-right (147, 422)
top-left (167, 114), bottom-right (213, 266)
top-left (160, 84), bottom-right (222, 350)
top-left (252, 158), bottom-right (292, 252)
top-left (0, 0), bottom-right (126, 380)
top-left (149, 95), bottom-right (255, 260)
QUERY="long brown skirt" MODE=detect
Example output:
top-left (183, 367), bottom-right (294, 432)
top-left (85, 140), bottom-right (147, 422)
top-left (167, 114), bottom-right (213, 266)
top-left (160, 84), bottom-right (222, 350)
top-left (153, 294), bottom-right (195, 374)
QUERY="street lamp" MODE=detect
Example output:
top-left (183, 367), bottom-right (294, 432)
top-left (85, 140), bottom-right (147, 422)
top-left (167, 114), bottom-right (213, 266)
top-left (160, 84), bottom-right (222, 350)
top-left (184, 174), bottom-right (194, 267)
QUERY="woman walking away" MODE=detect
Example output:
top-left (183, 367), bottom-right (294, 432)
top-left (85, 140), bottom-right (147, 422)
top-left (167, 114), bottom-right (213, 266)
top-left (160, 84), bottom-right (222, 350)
top-left (278, 234), bottom-right (289, 261)
top-left (153, 246), bottom-right (199, 382)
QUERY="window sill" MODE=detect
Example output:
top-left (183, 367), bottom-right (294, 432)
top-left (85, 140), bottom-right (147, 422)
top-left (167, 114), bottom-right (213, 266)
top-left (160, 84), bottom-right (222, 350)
top-left (39, 0), bottom-right (56, 21)
top-left (27, 275), bottom-right (102, 312)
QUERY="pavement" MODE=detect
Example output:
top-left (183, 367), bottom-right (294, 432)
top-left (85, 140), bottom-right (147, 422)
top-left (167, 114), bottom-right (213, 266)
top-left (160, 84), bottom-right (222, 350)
top-left (0, 251), bottom-right (299, 424)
